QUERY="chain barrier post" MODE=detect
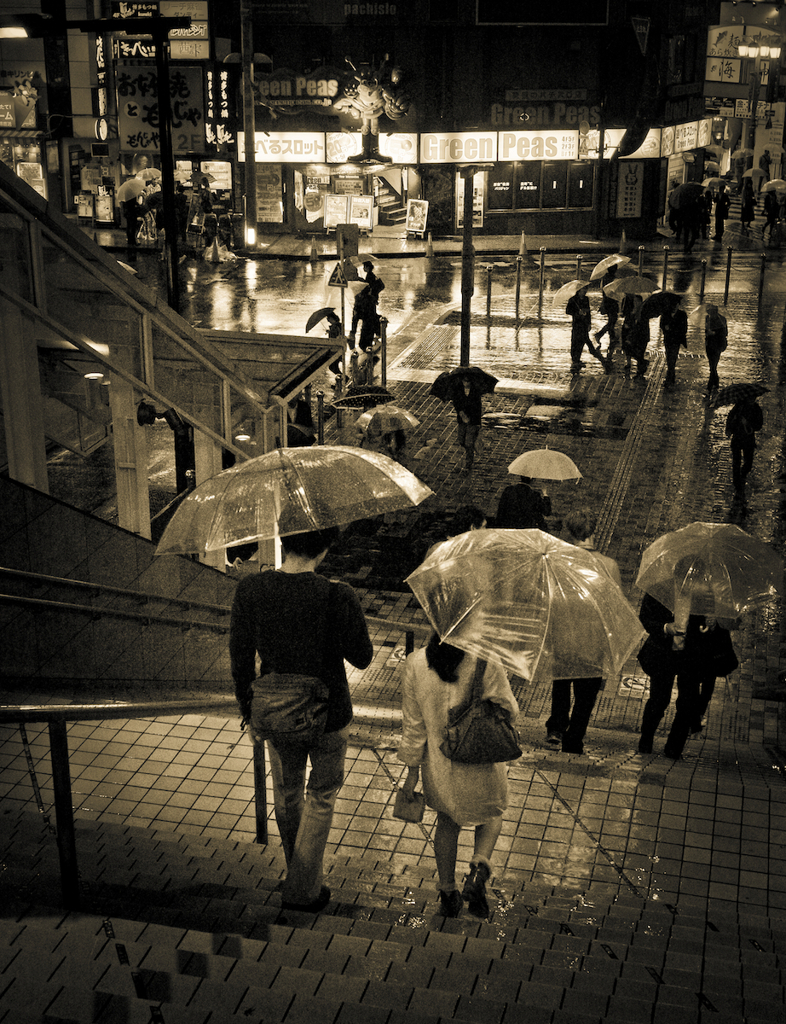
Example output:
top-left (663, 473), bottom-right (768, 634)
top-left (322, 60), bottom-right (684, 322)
top-left (576, 254), bottom-right (582, 279)
top-left (758, 252), bottom-right (767, 303)
top-left (486, 265), bottom-right (493, 318)
top-left (379, 316), bottom-right (388, 387)
top-left (724, 247), bottom-right (733, 304)
top-left (661, 246), bottom-right (669, 291)
top-left (515, 255), bottom-right (522, 322)
top-left (699, 260), bottom-right (707, 304)
top-left (316, 390), bottom-right (325, 444)
top-left (539, 247), bottom-right (546, 303)
top-left (638, 245), bottom-right (645, 276)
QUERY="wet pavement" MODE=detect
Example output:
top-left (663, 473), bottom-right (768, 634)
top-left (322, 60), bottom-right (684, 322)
top-left (2, 223), bottom-right (786, 1023)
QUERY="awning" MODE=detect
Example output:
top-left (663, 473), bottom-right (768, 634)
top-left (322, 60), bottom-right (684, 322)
top-left (0, 129), bottom-right (43, 139)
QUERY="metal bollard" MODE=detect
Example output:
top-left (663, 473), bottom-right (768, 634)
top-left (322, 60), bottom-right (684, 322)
top-left (576, 254), bottom-right (582, 279)
top-left (486, 265), bottom-right (493, 318)
top-left (724, 247), bottom-right (733, 304)
top-left (515, 255), bottom-right (522, 322)
top-left (379, 317), bottom-right (388, 387)
top-left (758, 252), bottom-right (767, 303)
top-left (316, 389), bottom-right (325, 445)
top-left (638, 245), bottom-right (645, 276)
top-left (699, 260), bottom-right (707, 304)
top-left (538, 247), bottom-right (546, 301)
top-left (661, 246), bottom-right (669, 291)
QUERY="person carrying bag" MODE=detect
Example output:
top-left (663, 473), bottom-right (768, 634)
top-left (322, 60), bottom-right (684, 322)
top-left (398, 634), bottom-right (520, 919)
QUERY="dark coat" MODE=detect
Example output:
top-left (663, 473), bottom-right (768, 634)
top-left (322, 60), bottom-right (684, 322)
top-left (637, 593), bottom-right (738, 679)
top-left (495, 482), bottom-right (551, 530)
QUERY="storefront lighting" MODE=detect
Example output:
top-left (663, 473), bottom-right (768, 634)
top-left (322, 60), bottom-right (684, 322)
top-left (246, 226), bottom-right (256, 245)
top-left (84, 371), bottom-right (104, 380)
top-left (234, 424), bottom-right (252, 441)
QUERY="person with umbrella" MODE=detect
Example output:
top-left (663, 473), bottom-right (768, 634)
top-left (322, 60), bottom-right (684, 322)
top-left (659, 300), bottom-right (688, 386)
top-left (349, 284), bottom-right (382, 353)
top-left (740, 178), bottom-right (756, 231)
top-left (726, 396), bottom-right (764, 495)
top-left (620, 293), bottom-right (649, 379)
top-left (117, 175), bottom-right (145, 247)
top-left (545, 510), bottom-right (623, 753)
top-left (397, 632), bottom-right (519, 918)
top-left (495, 474), bottom-right (551, 531)
top-left (230, 524), bottom-right (373, 913)
top-left (566, 283), bottom-right (608, 373)
top-left (452, 375), bottom-right (484, 474)
top-left (714, 182), bottom-right (731, 241)
top-left (593, 264), bottom-right (621, 359)
top-left (636, 554), bottom-right (739, 759)
top-left (705, 304), bottom-right (728, 390)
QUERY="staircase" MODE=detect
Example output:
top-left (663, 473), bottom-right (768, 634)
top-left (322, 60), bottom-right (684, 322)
top-left (4, 812), bottom-right (778, 1024)
top-left (375, 178), bottom-right (407, 226)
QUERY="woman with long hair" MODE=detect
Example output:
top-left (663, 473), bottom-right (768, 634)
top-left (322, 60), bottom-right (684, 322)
top-left (398, 633), bottom-right (519, 918)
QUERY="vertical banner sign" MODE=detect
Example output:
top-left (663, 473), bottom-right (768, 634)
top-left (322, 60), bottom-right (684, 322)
top-left (631, 17), bottom-right (650, 56)
top-left (117, 65), bottom-right (204, 153)
top-left (617, 161), bottom-right (644, 219)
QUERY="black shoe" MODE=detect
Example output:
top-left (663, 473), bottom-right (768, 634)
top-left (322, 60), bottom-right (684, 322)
top-left (462, 862), bottom-right (490, 918)
top-left (439, 889), bottom-right (463, 918)
top-left (638, 738), bottom-right (653, 754)
top-left (281, 885), bottom-right (331, 913)
top-left (663, 747), bottom-right (681, 760)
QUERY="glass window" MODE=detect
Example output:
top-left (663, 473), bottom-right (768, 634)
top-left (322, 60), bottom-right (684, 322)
top-left (515, 163), bottom-right (541, 209)
top-left (567, 162), bottom-right (594, 208)
top-left (542, 162), bottom-right (567, 208)
top-left (487, 163), bottom-right (514, 210)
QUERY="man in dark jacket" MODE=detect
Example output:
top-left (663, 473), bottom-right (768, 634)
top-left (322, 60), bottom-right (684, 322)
top-left (637, 573), bottom-right (738, 759)
top-left (726, 398), bottom-right (764, 493)
top-left (714, 182), bottom-right (731, 241)
top-left (495, 475), bottom-right (551, 530)
top-left (230, 526), bottom-right (372, 912)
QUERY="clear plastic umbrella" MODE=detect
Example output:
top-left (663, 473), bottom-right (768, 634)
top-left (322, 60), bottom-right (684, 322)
top-left (156, 446), bottom-right (434, 555)
top-left (603, 276), bottom-right (658, 297)
top-left (636, 522), bottom-right (783, 618)
top-left (406, 529), bottom-right (645, 682)
top-left (589, 254), bottom-right (631, 281)
top-left (356, 405), bottom-right (419, 434)
top-left (551, 279), bottom-right (590, 307)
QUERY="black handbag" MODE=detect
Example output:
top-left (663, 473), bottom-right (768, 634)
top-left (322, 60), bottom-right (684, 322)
top-left (439, 658), bottom-right (522, 765)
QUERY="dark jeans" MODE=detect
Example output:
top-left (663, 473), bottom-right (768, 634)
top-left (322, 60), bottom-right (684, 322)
top-left (731, 441), bottom-right (755, 491)
top-left (546, 677), bottom-right (603, 753)
top-left (640, 668), bottom-right (716, 757)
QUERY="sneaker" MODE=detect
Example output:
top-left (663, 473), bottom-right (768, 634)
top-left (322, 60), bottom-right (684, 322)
top-left (546, 731), bottom-right (562, 746)
top-left (438, 889), bottom-right (463, 918)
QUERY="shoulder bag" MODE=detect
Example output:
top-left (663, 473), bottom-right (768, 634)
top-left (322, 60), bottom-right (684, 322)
top-left (439, 658), bottom-right (522, 764)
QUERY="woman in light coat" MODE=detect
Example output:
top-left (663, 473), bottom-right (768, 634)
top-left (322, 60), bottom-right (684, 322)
top-left (398, 633), bottom-right (518, 918)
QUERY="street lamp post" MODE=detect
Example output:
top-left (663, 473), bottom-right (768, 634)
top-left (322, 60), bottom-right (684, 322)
top-left (738, 39), bottom-right (782, 155)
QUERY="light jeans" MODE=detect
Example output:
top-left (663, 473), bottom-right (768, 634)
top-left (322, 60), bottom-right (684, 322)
top-left (266, 725), bottom-right (348, 904)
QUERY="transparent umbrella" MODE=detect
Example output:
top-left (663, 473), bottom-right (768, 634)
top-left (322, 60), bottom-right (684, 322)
top-left (589, 254), bottom-right (631, 281)
top-left (636, 522), bottom-right (783, 618)
top-left (508, 449), bottom-right (582, 482)
top-left (406, 529), bottom-right (645, 682)
top-left (156, 446), bottom-right (434, 555)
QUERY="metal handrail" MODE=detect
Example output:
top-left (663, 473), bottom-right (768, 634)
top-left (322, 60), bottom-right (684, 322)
top-left (0, 591), bottom-right (232, 633)
top-left (0, 566), bottom-right (232, 617)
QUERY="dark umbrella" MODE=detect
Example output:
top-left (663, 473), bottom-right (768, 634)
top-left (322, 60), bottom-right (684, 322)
top-left (640, 291), bottom-right (683, 319)
top-left (710, 383), bottom-right (769, 408)
top-left (669, 182), bottom-right (705, 209)
top-left (332, 384), bottom-right (396, 409)
top-left (305, 307), bottom-right (338, 333)
top-left (430, 366), bottom-right (499, 402)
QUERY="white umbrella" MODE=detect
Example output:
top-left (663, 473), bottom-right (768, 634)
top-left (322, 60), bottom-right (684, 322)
top-left (603, 276), bottom-right (658, 297)
top-left (156, 446), bottom-right (434, 555)
top-left (761, 178), bottom-right (786, 193)
top-left (551, 280), bottom-right (590, 307)
top-left (742, 167), bottom-right (765, 179)
top-left (508, 449), bottom-right (582, 482)
top-left (589, 254), bottom-right (631, 282)
top-left (116, 177), bottom-right (146, 203)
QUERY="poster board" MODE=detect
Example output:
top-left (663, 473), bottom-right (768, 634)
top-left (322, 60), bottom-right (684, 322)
top-left (349, 195), bottom-right (373, 231)
top-left (405, 198), bottom-right (429, 235)
top-left (325, 193), bottom-right (350, 230)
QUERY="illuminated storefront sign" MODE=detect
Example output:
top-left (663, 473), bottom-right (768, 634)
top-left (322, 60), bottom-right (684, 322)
top-left (420, 132), bottom-right (497, 163)
top-left (238, 131), bottom-right (326, 163)
top-left (498, 130), bottom-right (578, 160)
top-left (255, 71), bottom-right (341, 108)
top-left (325, 131), bottom-right (417, 163)
top-left (602, 128), bottom-right (662, 160)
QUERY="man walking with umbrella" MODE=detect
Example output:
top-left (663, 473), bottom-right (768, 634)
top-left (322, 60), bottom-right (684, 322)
top-left (714, 182), bottom-right (731, 241)
top-left (726, 396), bottom-right (764, 494)
top-left (566, 283), bottom-right (608, 373)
